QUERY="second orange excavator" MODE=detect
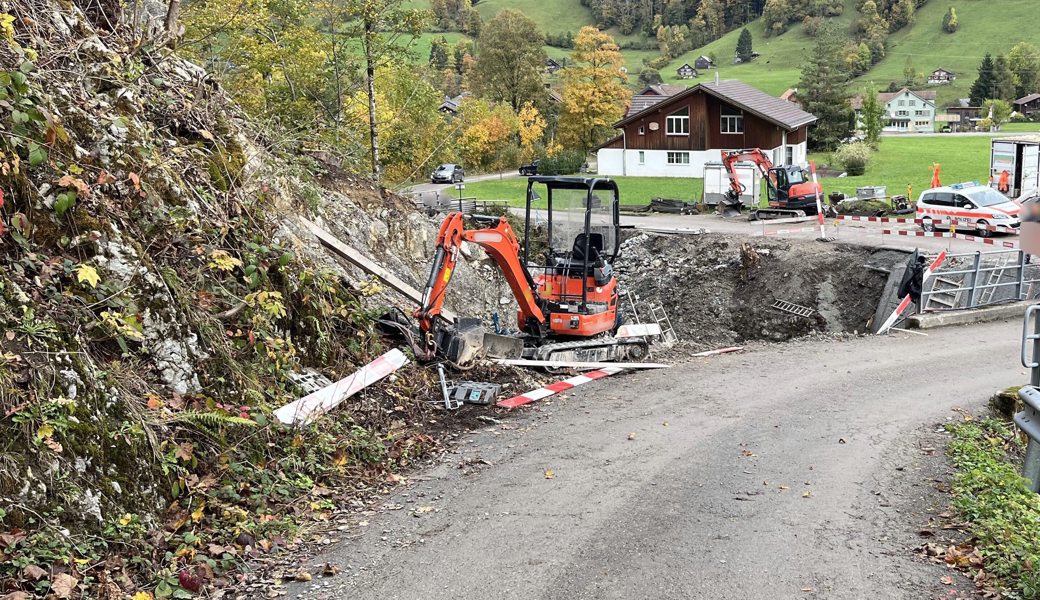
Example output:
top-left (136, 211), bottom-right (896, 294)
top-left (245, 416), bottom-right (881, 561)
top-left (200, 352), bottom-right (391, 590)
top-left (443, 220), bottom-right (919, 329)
top-left (719, 148), bottom-right (824, 220)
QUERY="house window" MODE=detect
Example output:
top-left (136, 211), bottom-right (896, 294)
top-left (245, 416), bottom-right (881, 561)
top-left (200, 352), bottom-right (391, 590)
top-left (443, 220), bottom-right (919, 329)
top-left (915, 110), bottom-right (926, 116)
top-left (720, 104), bottom-right (743, 134)
top-left (915, 120), bottom-right (930, 127)
top-left (909, 100), bottom-right (916, 107)
top-left (785, 146), bottom-right (794, 165)
top-left (667, 152), bottom-right (690, 165)
top-left (897, 110), bottom-right (909, 116)
top-left (666, 107), bottom-right (689, 135)
top-left (898, 99), bottom-right (905, 106)
top-left (638, 151), bottom-right (645, 165)
top-left (638, 125), bottom-right (645, 135)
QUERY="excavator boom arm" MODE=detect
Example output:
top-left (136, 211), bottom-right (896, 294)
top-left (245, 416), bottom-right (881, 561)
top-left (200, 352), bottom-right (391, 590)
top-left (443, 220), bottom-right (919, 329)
top-left (721, 148), bottom-right (776, 198)
top-left (415, 213), bottom-right (545, 334)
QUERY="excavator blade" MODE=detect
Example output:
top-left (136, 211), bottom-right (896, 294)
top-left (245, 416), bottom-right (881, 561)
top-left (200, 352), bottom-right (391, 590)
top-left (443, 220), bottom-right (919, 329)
top-left (481, 332), bottom-right (525, 359)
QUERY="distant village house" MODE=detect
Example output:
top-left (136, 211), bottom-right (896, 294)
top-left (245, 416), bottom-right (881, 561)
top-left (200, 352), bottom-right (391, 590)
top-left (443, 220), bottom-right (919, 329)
top-left (1015, 94), bottom-right (1040, 116)
top-left (545, 58), bottom-right (562, 74)
top-left (676, 63), bottom-right (697, 79)
top-left (927, 68), bottom-right (955, 85)
top-left (851, 88), bottom-right (936, 133)
top-left (694, 55), bottom-right (715, 70)
top-left (596, 79), bottom-right (816, 178)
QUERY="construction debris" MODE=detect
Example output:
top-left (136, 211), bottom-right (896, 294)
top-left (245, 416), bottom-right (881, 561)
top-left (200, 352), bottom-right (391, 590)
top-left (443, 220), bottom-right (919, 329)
top-left (274, 349), bottom-right (410, 425)
top-left (616, 232), bottom-right (907, 351)
top-left (691, 346), bottom-right (744, 357)
top-left (771, 300), bottom-right (816, 318)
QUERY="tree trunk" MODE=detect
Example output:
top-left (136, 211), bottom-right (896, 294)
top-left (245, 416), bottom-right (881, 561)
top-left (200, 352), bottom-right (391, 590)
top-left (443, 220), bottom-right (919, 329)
top-left (364, 22), bottom-right (382, 183)
top-left (164, 0), bottom-right (181, 42)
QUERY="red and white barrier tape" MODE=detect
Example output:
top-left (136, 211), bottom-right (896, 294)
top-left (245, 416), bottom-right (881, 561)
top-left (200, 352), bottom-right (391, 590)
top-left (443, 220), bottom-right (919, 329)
top-left (876, 251), bottom-right (947, 335)
top-left (881, 229), bottom-right (1019, 247)
top-left (838, 215), bottom-right (1019, 234)
top-left (881, 229), bottom-right (952, 238)
top-left (497, 367), bottom-right (625, 410)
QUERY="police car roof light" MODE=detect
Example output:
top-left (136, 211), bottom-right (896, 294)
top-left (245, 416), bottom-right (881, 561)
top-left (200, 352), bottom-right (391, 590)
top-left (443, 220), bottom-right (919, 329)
top-left (950, 181), bottom-right (980, 190)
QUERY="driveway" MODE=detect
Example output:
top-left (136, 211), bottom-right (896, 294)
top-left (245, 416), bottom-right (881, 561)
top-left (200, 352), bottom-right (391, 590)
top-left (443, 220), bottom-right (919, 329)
top-left (404, 170), bottom-right (521, 199)
top-left (286, 319), bottom-right (1025, 600)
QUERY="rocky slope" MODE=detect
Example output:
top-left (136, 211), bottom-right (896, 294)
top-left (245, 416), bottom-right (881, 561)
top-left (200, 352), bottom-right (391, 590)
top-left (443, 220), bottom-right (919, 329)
top-left (0, 1), bottom-right (503, 597)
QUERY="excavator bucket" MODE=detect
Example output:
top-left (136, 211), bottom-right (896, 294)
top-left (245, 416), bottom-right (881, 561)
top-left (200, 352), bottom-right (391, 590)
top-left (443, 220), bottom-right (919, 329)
top-left (718, 199), bottom-right (742, 219)
top-left (436, 319), bottom-right (524, 364)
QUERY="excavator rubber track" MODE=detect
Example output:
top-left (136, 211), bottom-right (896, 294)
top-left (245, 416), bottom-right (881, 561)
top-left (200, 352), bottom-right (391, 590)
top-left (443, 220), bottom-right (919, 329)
top-left (748, 208), bottom-right (807, 221)
top-left (527, 336), bottom-right (649, 364)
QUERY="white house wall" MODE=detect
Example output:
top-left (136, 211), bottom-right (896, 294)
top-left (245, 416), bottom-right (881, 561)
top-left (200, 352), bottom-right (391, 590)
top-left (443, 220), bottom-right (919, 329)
top-left (597, 141), bottom-right (807, 178)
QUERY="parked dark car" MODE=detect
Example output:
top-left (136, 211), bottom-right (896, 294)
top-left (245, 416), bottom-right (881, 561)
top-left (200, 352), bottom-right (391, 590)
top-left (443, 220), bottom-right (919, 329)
top-left (431, 164), bottom-right (464, 184)
top-left (519, 160), bottom-right (540, 176)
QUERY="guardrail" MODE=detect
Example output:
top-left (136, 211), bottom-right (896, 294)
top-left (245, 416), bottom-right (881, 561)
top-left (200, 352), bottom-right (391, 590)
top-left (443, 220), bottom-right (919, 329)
top-left (918, 249), bottom-right (1040, 313)
top-left (1017, 303), bottom-right (1040, 492)
top-left (408, 191), bottom-right (510, 216)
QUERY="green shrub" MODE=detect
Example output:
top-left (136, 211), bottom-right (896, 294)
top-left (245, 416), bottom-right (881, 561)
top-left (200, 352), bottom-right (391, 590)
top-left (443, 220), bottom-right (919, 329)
top-left (834, 141), bottom-right (872, 176)
top-left (539, 149), bottom-right (585, 175)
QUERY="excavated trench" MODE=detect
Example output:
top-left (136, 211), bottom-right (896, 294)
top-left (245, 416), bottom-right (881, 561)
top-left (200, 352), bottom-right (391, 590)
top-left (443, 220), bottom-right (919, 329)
top-left (615, 232), bottom-right (908, 351)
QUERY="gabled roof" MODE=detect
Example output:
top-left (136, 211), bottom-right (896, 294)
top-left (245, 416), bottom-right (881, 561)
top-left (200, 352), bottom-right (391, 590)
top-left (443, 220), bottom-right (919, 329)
top-left (697, 55), bottom-right (713, 62)
top-left (637, 84), bottom-right (689, 96)
top-left (677, 63), bottom-right (695, 70)
top-left (615, 79), bottom-right (817, 130)
top-left (626, 94), bottom-right (669, 116)
top-left (1015, 93), bottom-right (1040, 105)
top-left (931, 68), bottom-right (954, 75)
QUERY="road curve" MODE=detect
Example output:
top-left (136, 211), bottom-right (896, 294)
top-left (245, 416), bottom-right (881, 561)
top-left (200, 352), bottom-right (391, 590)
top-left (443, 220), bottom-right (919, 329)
top-left (287, 320), bottom-right (1024, 600)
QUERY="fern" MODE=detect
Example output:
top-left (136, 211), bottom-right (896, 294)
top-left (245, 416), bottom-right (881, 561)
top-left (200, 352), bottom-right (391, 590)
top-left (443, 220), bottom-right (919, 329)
top-left (165, 411), bottom-right (257, 428)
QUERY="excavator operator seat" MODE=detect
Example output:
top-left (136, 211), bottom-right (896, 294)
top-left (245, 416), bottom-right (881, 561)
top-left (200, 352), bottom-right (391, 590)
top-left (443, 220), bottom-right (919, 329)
top-left (571, 232), bottom-right (604, 263)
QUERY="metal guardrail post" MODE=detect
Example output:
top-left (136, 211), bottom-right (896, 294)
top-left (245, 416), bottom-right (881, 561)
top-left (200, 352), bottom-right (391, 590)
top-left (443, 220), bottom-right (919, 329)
top-left (1018, 305), bottom-right (1040, 492)
top-left (967, 251), bottom-right (982, 308)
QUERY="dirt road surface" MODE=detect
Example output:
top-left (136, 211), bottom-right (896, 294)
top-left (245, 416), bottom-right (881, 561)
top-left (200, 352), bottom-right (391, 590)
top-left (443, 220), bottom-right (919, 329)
top-left (286, 320), bottom-right (1025, 600)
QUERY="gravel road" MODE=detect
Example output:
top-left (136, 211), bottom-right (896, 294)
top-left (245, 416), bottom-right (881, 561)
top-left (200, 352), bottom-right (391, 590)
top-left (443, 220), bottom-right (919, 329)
top-left (286, 320), bottom-right (1025, 600)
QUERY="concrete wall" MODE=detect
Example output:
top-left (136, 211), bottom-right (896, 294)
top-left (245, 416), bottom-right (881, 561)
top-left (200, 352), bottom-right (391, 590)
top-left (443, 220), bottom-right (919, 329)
top-left (597, 141), bottom-right (807, 178)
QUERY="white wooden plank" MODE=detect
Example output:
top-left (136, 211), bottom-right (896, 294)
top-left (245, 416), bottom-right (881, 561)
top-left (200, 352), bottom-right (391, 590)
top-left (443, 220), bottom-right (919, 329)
top-left (494, 358), bottom-right (670, 370)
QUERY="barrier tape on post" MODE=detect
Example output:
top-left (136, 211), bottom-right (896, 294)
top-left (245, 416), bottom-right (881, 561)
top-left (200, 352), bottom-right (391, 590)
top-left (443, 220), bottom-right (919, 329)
top-left (810, 161), bottom-right (826, 239)
top-left (497, 367), bottom-right (625, 410)
top-left (875, 250), bottom-right (947, 335)
top-left (881, 229), bottom-right (953, 238)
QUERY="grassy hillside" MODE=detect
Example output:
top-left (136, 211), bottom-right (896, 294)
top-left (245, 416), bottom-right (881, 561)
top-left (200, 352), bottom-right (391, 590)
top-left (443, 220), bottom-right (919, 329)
top-left (657, 0), bottom-right (860, 96)
top-left (857, 0), bottom-right (1040, 108)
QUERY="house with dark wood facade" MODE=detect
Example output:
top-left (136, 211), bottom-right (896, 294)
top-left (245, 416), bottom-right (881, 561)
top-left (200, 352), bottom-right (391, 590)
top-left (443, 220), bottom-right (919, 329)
top-left (596, 80), bottom-right (816, 178)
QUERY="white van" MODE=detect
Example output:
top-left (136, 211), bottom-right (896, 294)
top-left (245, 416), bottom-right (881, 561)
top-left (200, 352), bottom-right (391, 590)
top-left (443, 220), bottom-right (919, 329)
top-left (916, 182), bottom-right (1021, 237)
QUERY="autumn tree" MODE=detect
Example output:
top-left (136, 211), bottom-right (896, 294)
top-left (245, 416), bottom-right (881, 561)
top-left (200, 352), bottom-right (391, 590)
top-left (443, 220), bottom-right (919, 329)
top-left (797, 24), bottom-right (853, 150)
top-left (517, 102), bottom-right (547, 161)
top-left (341, 0), bottom-right (426, 182)
top-left (457, 99), bottom-right (520, 170)
top-left (430, 36), bottom-right (450, 71)
top-left (736, 28), bottom-right (753, 62)
top-left (941, 6), bottom-right (957, 33)
top-left (887, 0), bottom-right (914, 32)
top-left (558, 27), bottom-right (629, 154)
top-left (475, 10), bottom-right (546, 112)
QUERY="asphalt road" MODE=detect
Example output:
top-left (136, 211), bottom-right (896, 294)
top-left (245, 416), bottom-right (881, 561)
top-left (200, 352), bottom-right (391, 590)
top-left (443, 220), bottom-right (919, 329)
top-left (405, 170), bottom-right (521, 197)
top-left (619, 212), bottom-right (1020, 255)
top-left (287, 319), bottom-right (1025, 600)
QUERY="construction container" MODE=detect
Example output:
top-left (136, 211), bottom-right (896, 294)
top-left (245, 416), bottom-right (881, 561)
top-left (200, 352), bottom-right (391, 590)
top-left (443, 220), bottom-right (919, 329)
top-left (855, 186), bottom-right (887, 201)
top-left (701, 161), bottom-right (760, 206)
top-left (990, 135), bottom-right (1040, 198)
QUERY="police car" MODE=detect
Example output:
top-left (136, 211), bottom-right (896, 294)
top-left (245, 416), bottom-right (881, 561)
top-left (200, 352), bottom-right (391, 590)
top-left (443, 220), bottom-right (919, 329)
top-left (916, 181), bottom-right (1021, 237)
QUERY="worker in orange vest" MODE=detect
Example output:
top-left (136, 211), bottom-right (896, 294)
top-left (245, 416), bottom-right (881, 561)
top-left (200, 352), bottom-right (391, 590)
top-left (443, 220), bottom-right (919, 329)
top-left (998, 170), bottom-right (1010, 193)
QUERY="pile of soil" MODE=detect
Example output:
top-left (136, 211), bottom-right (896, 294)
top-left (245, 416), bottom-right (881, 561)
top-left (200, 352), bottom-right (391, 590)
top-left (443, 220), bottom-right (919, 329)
top-left (615, 232), bottom-right (906, 351)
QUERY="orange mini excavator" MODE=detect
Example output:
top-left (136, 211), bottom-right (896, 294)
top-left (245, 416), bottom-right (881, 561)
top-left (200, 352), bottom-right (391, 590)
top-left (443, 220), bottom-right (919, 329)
top-left (410, 176), bottom-right (649, 365)
top-left (718, 148), bottom-right (823, 220)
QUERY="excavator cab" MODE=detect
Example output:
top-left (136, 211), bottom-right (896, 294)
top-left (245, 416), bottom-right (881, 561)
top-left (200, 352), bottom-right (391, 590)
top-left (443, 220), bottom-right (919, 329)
top-left (521, 176), bottom-right (621, 338)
